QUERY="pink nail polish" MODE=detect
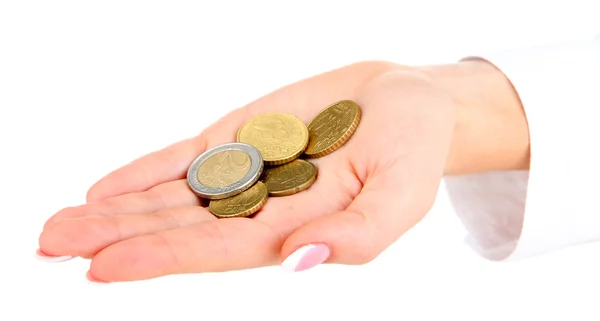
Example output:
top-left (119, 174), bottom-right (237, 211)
top-left (281, 244), bottom-right (331, 272)
top-left (35, 249), bottom-right (74, 262)
top-left (86, 271), bottom-right (110, 284)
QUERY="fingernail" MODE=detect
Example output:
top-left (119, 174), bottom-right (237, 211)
top-left (35, 249), bottom-right (74, 262)
top-left (281, 243), bottom-right (331, 272)
top-left (86, 271), bottom-right (110, 284)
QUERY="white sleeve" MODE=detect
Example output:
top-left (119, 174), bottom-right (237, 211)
top-left (444, 35), bottom-right (600, 260)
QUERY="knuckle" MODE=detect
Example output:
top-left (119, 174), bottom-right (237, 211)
top-left (350, 239), bottom-right (383, 265)
top-left (350, 60), bottom-right (404, 73)
top-left (200, 222), bottom-right (230, 263)
top-left (152, 232), bottom-right (186, 272)
top-left (359, 69), bottom-right (435, 99)
top-left (353, 249), bottom-right (380, 265)
top-left (85, 188), bottom-right (99, 203)
top-left (338, 212), bottom-right (385, 265)
top-left (43, 206), bottom-right (81, 229)
top-left (351, 214), bottom-right (387, 265)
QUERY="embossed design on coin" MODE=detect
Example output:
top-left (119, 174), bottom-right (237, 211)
top-left (261, 159), bottom-right (317, 196)
top-left (209, 181), bottom-right (268, 218)
top-left (237, 112), bottom-right (309, 165)
top-left (304, 100), bottom-right (361, 158)
top-left (197, 150), bottom-right (251, 188)
top-left (187, 143), bottom-right (263, 200)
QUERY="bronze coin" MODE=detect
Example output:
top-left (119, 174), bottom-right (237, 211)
top-left (304, 100), bottom-right (361, 158)
top-left (261, 159), bottom-right (317, 196)
top-left (237, 112), bottom-right (309, 165)
top-left (208, 181), bottom-right (268, 218)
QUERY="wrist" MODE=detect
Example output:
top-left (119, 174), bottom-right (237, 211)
top-left (419, 59), bottom-right (530, 175)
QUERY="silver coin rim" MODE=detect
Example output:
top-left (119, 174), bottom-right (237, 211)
top-left (187, 142), bottom-right (263, 200)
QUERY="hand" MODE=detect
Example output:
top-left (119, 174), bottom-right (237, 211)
top-left (38, 60), bottom-right (522, 282)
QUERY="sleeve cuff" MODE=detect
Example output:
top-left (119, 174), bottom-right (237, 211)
top-left (445, 36), bottom-right (600, 260)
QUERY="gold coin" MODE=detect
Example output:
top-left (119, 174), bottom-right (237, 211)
top-left (237, 112), bottom-right (309, 165)
top-left (304, 100), bottom-right (362, 158)
top-left (209, 181), bottom-right (268, 218)
top-left (197, 150), bottom-right (252, 188)
top-left (261, 159), bottom-right (317, 197)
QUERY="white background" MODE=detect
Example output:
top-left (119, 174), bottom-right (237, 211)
top-left (1, 1), bottom-right (599, 320)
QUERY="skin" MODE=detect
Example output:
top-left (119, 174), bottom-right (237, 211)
top-left (37, 59), bottom-right (529, 282)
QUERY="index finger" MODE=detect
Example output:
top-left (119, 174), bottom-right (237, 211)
top-left (86, 61), bottom-right (397, 202)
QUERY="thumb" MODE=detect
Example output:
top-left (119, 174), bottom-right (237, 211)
top-left (279, 74), bottom-right (455, 272)
top-left (280, 163), bottom-right (438, 272)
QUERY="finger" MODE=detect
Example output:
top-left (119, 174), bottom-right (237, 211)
top-left (88, 155), bottom-right (361, 281)
top-left (87, 157), bottom-right (358, 281)
top-left (39, 205), bottom-right (216, 258)
top-left (89, 218), bottom-right (279, 282)
top-left (86, 137), bottom-right (206, 202)
top-left (280, 73), bottom-right (456, 271)
top-left (86, 61), bottom-right (398, 202)
top-left (44, 179), bottom-right (199, 229)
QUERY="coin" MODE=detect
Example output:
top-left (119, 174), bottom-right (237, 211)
top-left (187, 142), bottom-right (263, 200)
top-left (237, 112), bottom-right (309, 165)
top-left (304, 100), bottom-right (362, 158)
top-left (261, 159), bottom-right (317, 196)
top-left (209, 181), bottom-right (269, 218)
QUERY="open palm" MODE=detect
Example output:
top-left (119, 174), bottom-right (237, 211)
top-left (38, 61), bottom-right (456, 282)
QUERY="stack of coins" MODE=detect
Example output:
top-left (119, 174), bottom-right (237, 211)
top-left (186, 99), bottom-right (362, 218)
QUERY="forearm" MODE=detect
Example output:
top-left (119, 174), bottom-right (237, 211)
top-left (420, 60), bottom-right (530, 175)
top-left (442, 37), bottom-right (600, 260)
